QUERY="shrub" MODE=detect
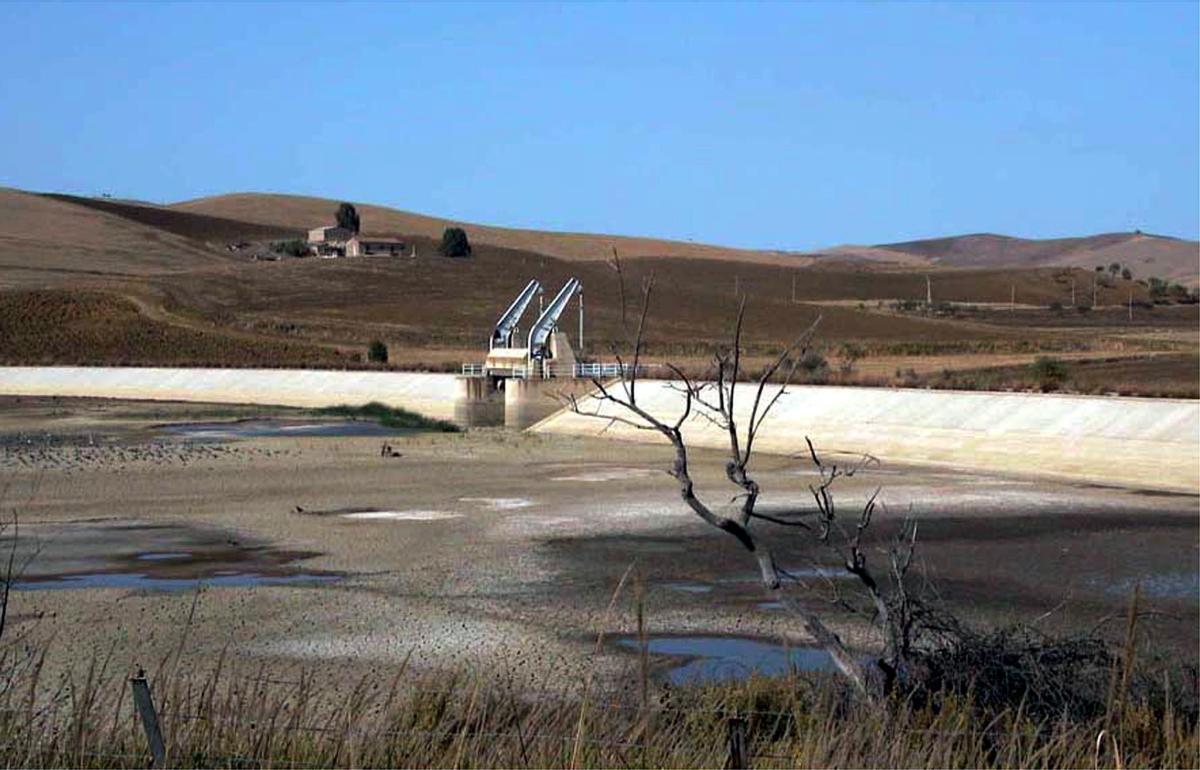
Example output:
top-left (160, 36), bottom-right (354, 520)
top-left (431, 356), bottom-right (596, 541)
top-left (1121, 267), bottom-right (1133, 280)
top-left (367, 339), bottom-right (388, 363)
top-left (439, 227), bottom-right (472, 257)
top-left (1031, 356), bottom-right (1068, 391)
top-left (317, 401), bottom-right (458, 432)
top-left (1049, 301), bottom-right (1064, 314)
top-left (798, 350), bottom-right (829, 382)
top-left (270, 239), bottom-right (310, 257)
top-left (836, 343), bottom-right (864, 376)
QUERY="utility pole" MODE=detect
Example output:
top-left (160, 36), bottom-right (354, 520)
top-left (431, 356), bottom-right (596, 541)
top-left (926, 275), bottom-right (932, 306)
top-left (1128, 289), bottom-right (1133, 322)
top-left (1010, 284), bottom-right (1015, 311)
top-left (1092, 273), bottom-right (1098, 307)
top-left (734, 275), bottom-right (740, 298)
top-left (791, 273), bottom-right (797, 304)
top-left (1071, 277), bottom-right (1076, 307)
top-left (578, 289), bottom-right (584, 356)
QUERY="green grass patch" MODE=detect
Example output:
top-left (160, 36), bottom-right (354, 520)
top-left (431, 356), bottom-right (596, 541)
top-left (314, 401), bottom-right (460, 432)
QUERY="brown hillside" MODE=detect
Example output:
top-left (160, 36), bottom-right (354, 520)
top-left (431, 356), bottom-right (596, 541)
top-left (41, 193), bottom-right (302, 244)
top-left (153, 235), bottom-right (1065, 361)
top-left (879, 232), bottom-right (1199, 285)
top-left (171, 192), bottom-right (808, 265)
top-left (0, 290), bottom-right (348, 367)
top-left (0, 188), bottom-right (224, 280)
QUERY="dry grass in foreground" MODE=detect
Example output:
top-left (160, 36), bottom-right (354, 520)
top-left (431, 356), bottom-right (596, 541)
top-left (0, 639), bottom-right (1195, 769)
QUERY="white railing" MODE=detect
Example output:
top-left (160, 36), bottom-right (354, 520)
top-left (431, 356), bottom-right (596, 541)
top-left (462, 362), bottom-right (652, 379)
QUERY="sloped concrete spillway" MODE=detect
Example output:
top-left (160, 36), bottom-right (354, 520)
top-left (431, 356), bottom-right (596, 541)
top-left (2, 368), bottom-right (1197, 491)
top-left (0, 367), bottom-right (587, 428)
top-left (532, 383), bottom-right (1200, 493)
top-left (0, 367), bottom-right (461, 421)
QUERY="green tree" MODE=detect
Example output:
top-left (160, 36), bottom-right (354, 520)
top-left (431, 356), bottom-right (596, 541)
top-left (1108, 262), bottom-right (1120, 279)
top-left (1121, 267), bottom-right (1132, 280)
top-left (439, 227), bottom-right (472, 257)
top-left (367, 340), bottom-right (388, 363)
top-left (336, 203), bottom-right (361, 234)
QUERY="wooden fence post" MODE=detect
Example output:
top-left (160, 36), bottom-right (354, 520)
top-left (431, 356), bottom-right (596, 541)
top-left (726, 715), bottom-right (749, 769)
top-left (130, 668), bottom-right (166, 767)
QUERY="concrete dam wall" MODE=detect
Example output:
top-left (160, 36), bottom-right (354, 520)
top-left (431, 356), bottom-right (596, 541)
top-left (0, 367), bottom-right (462, 421)
top-left (2, 367), bottom-right (1195, 491)
top-left (532, 382), bottom-right (1200, 493)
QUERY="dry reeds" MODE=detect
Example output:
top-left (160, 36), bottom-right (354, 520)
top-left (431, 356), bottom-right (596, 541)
top-left (0, 636), bottom-right (1194, 769)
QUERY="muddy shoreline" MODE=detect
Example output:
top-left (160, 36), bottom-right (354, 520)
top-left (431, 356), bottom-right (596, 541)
top-left (0, 396), bottom-right (1195, 691)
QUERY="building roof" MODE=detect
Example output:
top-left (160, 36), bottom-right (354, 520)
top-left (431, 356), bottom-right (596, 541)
top-left (349, 236), bottom-right (406, 244)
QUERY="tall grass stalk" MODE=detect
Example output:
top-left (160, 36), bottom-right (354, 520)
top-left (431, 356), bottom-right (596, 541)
top-left (0, 640), bottom-right (1195, 769)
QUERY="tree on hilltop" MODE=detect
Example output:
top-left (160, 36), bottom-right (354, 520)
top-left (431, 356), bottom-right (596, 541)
top-left (336, 203), bottom-right (361, 234)
top-left (439, 227), bottom-right (472, 257)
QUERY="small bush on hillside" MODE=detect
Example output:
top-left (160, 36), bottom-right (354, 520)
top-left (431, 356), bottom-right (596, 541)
top-left (367, 339), bottom-right (388, 363)
top-left (439, 227), bottom-right (472, 257)
top-left (270, 239), bottom-right (310, 257)
top-left (1031, 356), bottom-right (1068, 391)
top-left (799, 350), bottom-right (829, 382)
top-left (836, 343), bottom-right (864, 376)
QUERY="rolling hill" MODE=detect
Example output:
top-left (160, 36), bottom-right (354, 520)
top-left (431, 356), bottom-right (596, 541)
top-left (0, 188), bottom-right (226, 284)
top-left (876, 232), bottom-right (1198, 285)
top-left (0, 186), bottom-right (1195, 395)
top-left (171, 192), bottom-right (808, 265)
top-left (172, 192), bottom-right (1199, 284)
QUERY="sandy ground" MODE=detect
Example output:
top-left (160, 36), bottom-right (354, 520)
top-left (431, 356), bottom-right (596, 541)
top-left (0, 397), bottom-right (1196, 695)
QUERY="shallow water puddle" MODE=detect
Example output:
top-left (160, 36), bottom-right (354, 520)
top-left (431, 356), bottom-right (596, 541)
top-left (1100, 572), bottom-right (1199, 600)
top-left (17, 571), bottom-right (340, 592)
top-left (340, 510), bottom-right (460, 521)
top-left (551, 468), bottom-right (658, 482)
top-left (459, 497), bottom-right (534, 510)
top-left (2, 520), bottom-right (339, 592)
top-left (614, 635), bottom-right (835, 685)
top-left (135, 551), bottom-right (191, 561)
top-left (160, 420), bottom-right (410, 442)
top-left (662, 581), bottom-right (714, 595)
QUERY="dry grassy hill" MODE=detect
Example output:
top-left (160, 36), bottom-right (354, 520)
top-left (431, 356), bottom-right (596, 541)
top-left (173, 192), bottom-right (1199, 284)
top-left (41, 193), bottom-right (301, 244)
top-left (0, 188), bottom-right (226, 285)
top-left (878, 232), bottom-right (1199, 285)
top-left (0, 187), bottom-right (1194, 395)
top-left (171, 192), bottom-right (809, 265)
top-left (0, 290), bottom-right (349, 368)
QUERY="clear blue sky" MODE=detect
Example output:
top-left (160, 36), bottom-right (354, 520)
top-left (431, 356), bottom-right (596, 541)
top-left (3, 2), bottom-right (1196, 249)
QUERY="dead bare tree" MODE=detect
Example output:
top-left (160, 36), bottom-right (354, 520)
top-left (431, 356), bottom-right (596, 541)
top-left (565, 271), bottom-right (922, 699)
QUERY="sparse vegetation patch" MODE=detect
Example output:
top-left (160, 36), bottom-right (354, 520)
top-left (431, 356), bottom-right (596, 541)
top-left (315, 401), bottom-right (459, 432)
